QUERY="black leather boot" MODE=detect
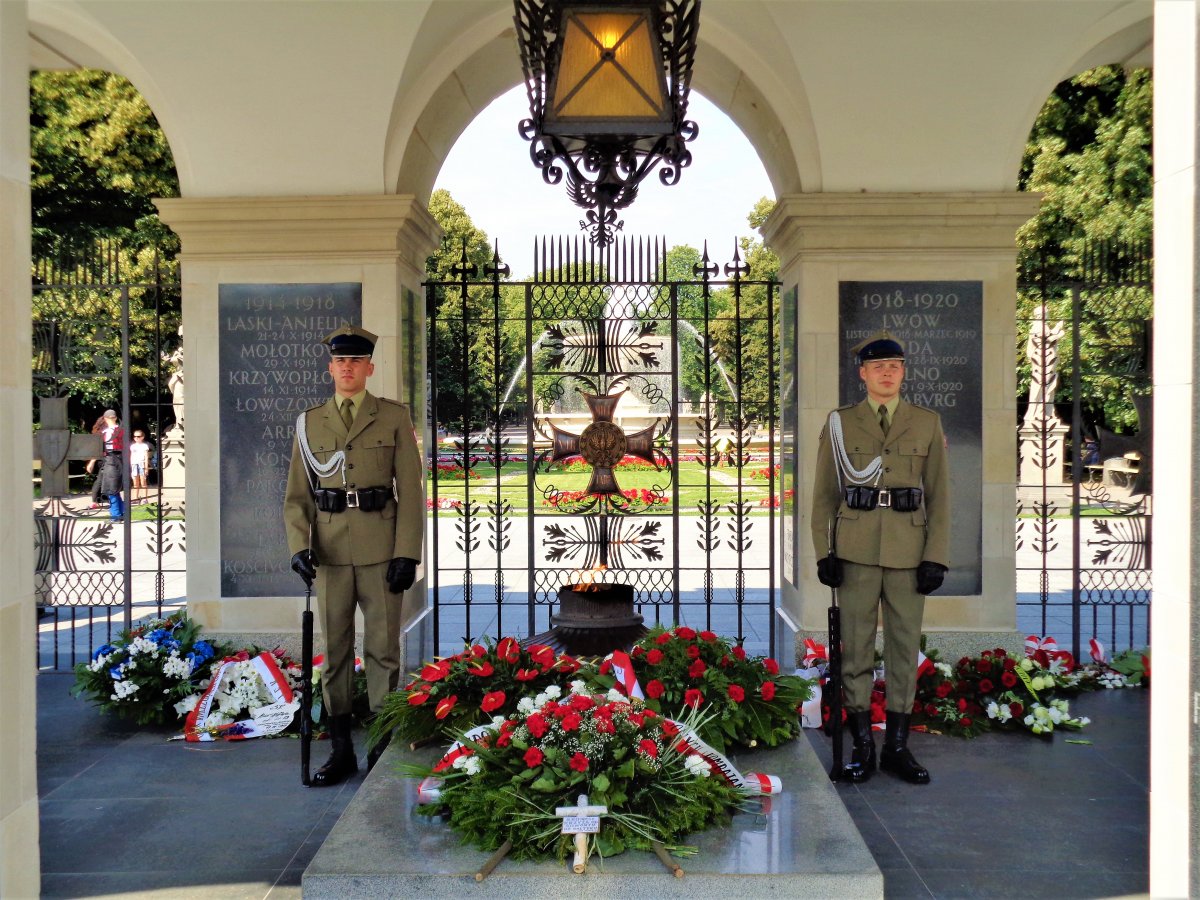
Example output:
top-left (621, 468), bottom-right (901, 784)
top-left (880, 711), bottom-right (930, 784)
top-left (842, 710), bottom-right (877, 783)
top-left (366, 728), bottom-right (392, 771)
top-left (311, 714), bottom-right (358, 787)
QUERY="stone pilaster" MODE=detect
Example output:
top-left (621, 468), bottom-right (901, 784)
top-left (0, 1), bottom-right (41, 896)
top-left (1151, 3), bottom-right (1197, 895)
top-left (154, 195), bottom-right (442, 643)
top-left (762, 192), bottom-right (1041, 658)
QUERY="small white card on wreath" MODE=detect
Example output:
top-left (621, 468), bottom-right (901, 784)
top-left (561, 816), bottom-right (601, 834)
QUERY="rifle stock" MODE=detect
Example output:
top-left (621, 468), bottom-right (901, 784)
top-left (301, 584), bottom-right (314, 787)
top-left (827, 590), bottom-right (844, 781)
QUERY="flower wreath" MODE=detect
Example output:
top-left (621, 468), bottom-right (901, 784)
top-left (371, 637), bottom-right (582, 748)
top-left (409, 682), bottom-right (780, 864)
top-left (591, 625), bottom-right (813, 753)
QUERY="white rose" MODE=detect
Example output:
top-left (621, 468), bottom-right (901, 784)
top-left (1019, 658), bottom-right (1034, 671)
top-left (517, 697), bottom-right (535, 715)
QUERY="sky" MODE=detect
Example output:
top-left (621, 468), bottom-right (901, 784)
top-left (433, 86), bottom-right (775, 280)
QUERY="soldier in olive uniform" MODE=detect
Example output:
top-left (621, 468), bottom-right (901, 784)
top-left (284, 325), bottom-right (424, 786)
top-left (811, 330), bottom-right (949, 785)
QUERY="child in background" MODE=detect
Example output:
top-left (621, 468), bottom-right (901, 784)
top-left (129, 430), bottom-right (150, 504)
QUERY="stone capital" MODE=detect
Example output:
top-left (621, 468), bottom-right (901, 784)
top-left (154, 195), bottom-right (443, 287)
top-left (762, 192), bottom-right (1043, 266)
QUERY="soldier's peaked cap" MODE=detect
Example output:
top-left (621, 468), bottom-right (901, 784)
top-left (323, 324), bottom-right (377, 357)
top-left (853, 329), bottom-right (905, 365)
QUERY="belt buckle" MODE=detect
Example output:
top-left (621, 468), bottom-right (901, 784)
top-left (346, 490), bottom-right (359, 509)
top-left (877, 488), bottom-right (892, 509)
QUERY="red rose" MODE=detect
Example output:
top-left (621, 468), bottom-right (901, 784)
top-left (732, 646), bottom-right (747, 661)
top-left (561, 712), bottom-right (582, 732)
top-left (1009, 702), bottom-right (1025, 718)
top-left (523, 747), bottom-right (544, 768)
top-left (957, 698), bottom-right (968, 712)
top-left (495, 637), bottom-right (520, 663)
top-left (763, 658), bottom-right (780, 675)
top-left (1003, 657), bottom-right (1017, 671)
top-left (684, 688), bottom-right (704, 708)
top-left (688, 659), bottom-right (707, 678)
top-left (569, 752), bottom-right (589, 772)
top-left (434, 695), bottom-right (457, 719)
top-left (699, 631), bottom-right (717, 642)
top-left (646, 649), bottom-right (664, 665)
top-left (526, 713), bottom-right (548, 738)
top-left (675, 626), bottom-right (697, 640)
top-left (515, 668), bottom-right (540, 681)
top-left (975, 659), bottom-right (992, 673)
top-left (420, 661), bottom-right (451, 682)
top-left (467, 660), bottom-right (495, 677)
top-left (481, 690), bottom-right (506, 712)
top-left (661, 720), bottom-right (679, 737)
top-left (761, 681), bottom-right (776, 702)
top-left (655, 632), bottom-right (673, 645)
top-left (631, 646), bottom-right (645, 658)
top-left (638, 738), bottom-right (658, 759)
top-left (728, 684), bottom-right (745, 702)
top-left (924, 703), bottom-right (938, 716)
top-left (961, 717), bottom-right (973, 727)
top-left (1001, 672), bottom-right (1018, 688)
top-left (408, 691), bottom-right (430, 706)
top-left (979, 679), bottom-right (995, 694)
top-left (646, 679), bottom-right (665, 699)
top-left (719, 655), bottom-right (731, 668)
top-left (935, 682), bottom-right (952, 698)
top-left (686, 645), bottom-right (700, 659)
top-left (594, 716), bottom-right (615, 734)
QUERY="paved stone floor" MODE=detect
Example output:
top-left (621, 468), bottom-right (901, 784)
top-left (37, 673), bottom-right (1148, 899)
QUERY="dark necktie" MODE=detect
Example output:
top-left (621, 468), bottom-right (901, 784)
top-left (340, 398), bottom-right (354, 431)
top-left (879, 404), bottom-right (890, 435)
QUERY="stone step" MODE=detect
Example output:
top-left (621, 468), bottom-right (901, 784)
top-left (303, 733), bottom-right (882, 899)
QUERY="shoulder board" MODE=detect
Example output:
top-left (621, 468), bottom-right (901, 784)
top-left (378, 397), bottom-right (408, 410)
top-left (906, 402), bottom-right (938, 415)
top-left (837, 403), bottom-right (855, 412)
top-left (302, 401), bottom-right (324, 414)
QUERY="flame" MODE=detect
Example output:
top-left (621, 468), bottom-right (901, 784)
top-left (572, 564), bottom-right (607, 593)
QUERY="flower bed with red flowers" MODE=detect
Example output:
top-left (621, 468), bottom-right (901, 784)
top-left (406, 685), bottom-right (744, 862)
top-left (370, 638), bottom-right (582, 746)
top-left (541, 487), bottom-right (669, 509)
top-left (592, 625), bottom-right (812, 753)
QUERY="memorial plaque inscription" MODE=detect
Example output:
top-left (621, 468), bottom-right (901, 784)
top-left (218, 283), bottom-right (362, 596)
top-left (838, 281), bottom-right (983, 595)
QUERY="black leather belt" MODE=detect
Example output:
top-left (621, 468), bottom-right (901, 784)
top-left (104, 450), bottom-right (122, 456)
top-left (844, 486), bottom-right (923, 512)
top-left (314, 486), bottom-right (392, 513)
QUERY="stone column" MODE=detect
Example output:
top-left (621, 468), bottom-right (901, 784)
top-left (0, 1), bottom-right (41, 895)
top-left (1151, 3), bottom-right (1196, 895)
top-left (762, 192), bottom-right (1040, 659)
top-left (154, 196), bottom-right (442, 648)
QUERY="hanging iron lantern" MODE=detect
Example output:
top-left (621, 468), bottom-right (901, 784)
top-left (514, 0), bottom-right (701, 246)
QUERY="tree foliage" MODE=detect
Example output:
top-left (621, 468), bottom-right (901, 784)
top-left (1016, 65), bottom-right (1152, 433)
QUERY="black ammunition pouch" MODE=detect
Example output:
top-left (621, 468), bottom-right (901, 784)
top-left (314, 486), bottom-right (392, 513)
top-left (844, 486), bottom-right (923, 512)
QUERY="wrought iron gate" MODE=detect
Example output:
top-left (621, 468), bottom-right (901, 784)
top-left (427, 238), bottom-right (779, 656)
top-left (32, 241), bottom-right (185, 671)
top-left (1016, 243), bottom-right (1152, 659)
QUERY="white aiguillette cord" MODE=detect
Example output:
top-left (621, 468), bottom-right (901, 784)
top-left (828, 410), bottom-right (882, 491)
top-left (295, 409), bottom-right (346, 491)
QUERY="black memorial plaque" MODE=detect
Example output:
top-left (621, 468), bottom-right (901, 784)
top-left (218, 283), bottom-right (362, 596)
top-left (838, 281), bottom-right (983, 595)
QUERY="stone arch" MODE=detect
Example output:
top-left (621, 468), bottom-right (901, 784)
top-left (1000, 4), bottom-right (1153, 189)
top-left (384, 5), bottom-right (813, 203)
top-left (27, 5), bottom-right (191, 191)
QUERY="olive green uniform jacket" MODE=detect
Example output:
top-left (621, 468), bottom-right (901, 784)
top-left (811, 397), bottom-right (950, 569)
top-left (283, 392), bottom-right (424, 566)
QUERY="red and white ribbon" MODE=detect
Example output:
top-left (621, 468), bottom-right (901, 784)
top-left (916, 651), bottom-right (934, 678)
top-left (1024, 635), bottom-right (1058, 657)
top-left (801, 638), bottom-right (828, 668)
top-left (1089, 638), bottom-right (1107, 665)
top-left (184, 652), bottom-right (295, 742)
top-left (604, 650), bottom-right (645, 701)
